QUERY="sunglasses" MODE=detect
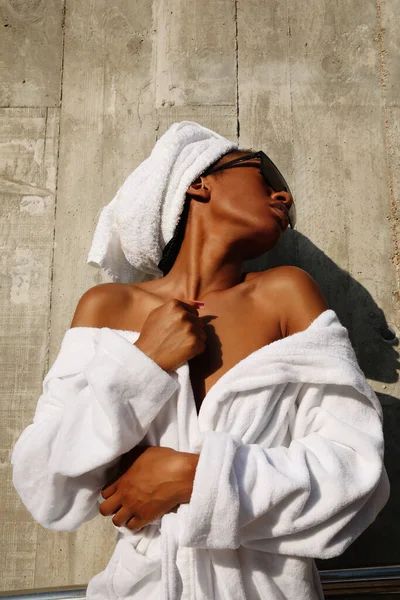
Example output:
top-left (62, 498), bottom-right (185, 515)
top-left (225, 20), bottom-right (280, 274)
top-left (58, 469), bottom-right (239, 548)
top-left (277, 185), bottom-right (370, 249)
top-left (202, 151), bottom-right (296, 229)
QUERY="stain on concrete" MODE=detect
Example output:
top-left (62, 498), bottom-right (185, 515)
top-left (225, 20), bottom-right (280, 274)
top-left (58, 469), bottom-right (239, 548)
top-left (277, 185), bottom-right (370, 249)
top-left (9, 247), bottom-right (43, 304)
top-left (19, 194), bottom-right (52, 215)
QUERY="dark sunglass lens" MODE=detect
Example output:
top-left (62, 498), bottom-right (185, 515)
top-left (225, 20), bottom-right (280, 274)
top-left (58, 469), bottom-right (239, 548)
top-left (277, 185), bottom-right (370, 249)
top-left (260, 153), bottom-right (296, 228)
top-left (261, 155), bottom-right (287, 192)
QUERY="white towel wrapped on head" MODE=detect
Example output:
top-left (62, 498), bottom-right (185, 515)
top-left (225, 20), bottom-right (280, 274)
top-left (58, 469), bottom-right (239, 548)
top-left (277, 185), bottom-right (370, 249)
top-left (87, 121), bottom-right (238, 283)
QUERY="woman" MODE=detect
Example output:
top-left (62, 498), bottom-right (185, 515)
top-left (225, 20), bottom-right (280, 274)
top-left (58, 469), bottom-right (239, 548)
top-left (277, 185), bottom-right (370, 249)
top-left (11, 122), bottom-right (389, 600)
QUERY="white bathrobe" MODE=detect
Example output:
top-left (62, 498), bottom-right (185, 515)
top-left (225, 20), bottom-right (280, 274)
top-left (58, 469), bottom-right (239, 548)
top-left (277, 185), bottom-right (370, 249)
top-left (11, 309), bottom-right (390, 600)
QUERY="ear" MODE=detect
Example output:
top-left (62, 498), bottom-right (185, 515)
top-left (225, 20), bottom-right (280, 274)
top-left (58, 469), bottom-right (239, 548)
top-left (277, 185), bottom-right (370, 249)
top-left (186, 176), bottom-right (210, 201)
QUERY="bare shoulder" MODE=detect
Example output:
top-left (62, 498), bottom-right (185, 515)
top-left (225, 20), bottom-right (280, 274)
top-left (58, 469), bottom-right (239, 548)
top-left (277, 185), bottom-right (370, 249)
top-left (256, 266), bottom-right (329, 337)
top-left (70, 282), bottom-right (133, 328)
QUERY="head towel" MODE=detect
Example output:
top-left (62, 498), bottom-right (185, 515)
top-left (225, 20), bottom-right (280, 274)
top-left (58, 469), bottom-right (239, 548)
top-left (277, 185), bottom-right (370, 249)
top-left (87, 121), bottom-right (238, 284)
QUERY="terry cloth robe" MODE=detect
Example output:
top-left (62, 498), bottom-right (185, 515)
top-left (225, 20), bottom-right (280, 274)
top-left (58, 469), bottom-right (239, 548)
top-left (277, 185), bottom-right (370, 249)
top-left (11, 309), bottom-right (390, 600)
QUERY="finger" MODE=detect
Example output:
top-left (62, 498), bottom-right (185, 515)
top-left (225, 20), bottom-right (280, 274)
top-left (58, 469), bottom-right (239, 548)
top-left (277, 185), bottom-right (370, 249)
top-left (177, 300), bottom-right (201, 315)
top-left (101, 482), bottom-right (117, 498)
top-left (187, 300), bottom-right (205, 311)
top-left (125, 515), bottom-right (147, 532)
top-left (112, 507), bottom-right (136, 528)
top-left (99, 498), bottom-right (122, 517)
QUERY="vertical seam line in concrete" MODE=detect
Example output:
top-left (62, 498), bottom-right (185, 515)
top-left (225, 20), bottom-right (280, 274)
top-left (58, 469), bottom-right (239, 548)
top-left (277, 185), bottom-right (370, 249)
top-left (334, 0), bottom-right (351, 283)
top-left (33, 79), bottom-right (46, 561)
top-left (59, 0), bottom-right (67, 107)
top-left (337, 116), bottom-right (353, 336)
top-left (37, 0), bottom-right (66, 585)
top-left (42, 107), bottom-right (48, 185)
top-left (100, 1), bottom-right (106, 211)
top-left (286, 0), bottom-right (298, 267)
top-left (43, 0), bottom-right (66, 381)
top-left (234, 0), bottom-right (240, 143)
top-left (152, 0), bottom-right (160, 139)
top-left (375, 0), bottom-right (399, 300)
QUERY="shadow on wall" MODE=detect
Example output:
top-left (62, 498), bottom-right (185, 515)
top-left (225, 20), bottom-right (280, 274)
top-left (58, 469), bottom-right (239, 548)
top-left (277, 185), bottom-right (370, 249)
top-left (242, 226), bottom-right (399, 570)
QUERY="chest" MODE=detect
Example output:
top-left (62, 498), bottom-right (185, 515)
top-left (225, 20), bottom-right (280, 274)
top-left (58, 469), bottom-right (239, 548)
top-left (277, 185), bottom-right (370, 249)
top-left (188, 306), bottom-right (282, 414)
top-left (106, 276), bottom-right (284, 414)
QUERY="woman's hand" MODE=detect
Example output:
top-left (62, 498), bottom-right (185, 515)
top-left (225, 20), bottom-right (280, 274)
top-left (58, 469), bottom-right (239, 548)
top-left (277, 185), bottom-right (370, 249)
top-left (99, 446), bottom-right (199, 532)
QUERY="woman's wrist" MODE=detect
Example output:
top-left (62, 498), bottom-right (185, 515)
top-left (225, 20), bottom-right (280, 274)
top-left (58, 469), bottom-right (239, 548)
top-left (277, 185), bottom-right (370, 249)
top-left (177, 451), bottom-right (200, 504)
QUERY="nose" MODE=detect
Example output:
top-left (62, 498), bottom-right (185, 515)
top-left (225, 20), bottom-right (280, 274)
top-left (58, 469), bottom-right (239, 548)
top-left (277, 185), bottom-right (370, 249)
top-left (271, 190), bottom-right (293, 210)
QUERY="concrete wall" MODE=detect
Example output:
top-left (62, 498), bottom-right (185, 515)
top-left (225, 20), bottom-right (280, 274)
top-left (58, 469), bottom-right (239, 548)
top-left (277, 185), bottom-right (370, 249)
top-left (0, 0), bottom-right (398, 591)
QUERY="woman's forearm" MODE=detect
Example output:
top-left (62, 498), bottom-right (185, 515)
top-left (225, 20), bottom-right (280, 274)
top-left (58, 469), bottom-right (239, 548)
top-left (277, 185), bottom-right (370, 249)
top-left (103, 445), bottom-right (199, 505)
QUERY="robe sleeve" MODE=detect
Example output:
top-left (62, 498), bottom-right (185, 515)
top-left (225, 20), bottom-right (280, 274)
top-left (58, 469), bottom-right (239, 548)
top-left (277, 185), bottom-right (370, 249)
top-left (178, 382), bottom-right (390, 559)
top-left (10, 327), bottom-right (179, 533)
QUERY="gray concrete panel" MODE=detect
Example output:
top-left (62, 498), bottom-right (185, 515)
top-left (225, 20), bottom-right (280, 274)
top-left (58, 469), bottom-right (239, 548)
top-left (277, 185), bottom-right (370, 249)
top-left (0, 1), bottom-right (63, 107)
top-left (0, 107), bottom-right (59, 588)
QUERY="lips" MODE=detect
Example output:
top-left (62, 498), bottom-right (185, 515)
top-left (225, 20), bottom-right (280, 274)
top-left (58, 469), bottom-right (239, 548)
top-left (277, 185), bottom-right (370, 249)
top-left (270, 204), bottom-right (289, 228)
